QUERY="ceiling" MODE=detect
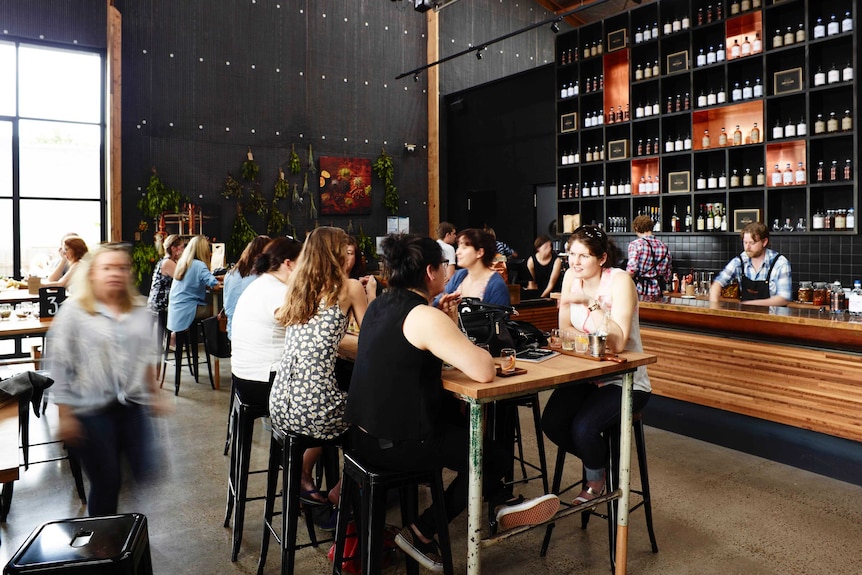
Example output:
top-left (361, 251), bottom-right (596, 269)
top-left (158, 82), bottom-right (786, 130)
top-left (532, 0), bottom-right (633, 27)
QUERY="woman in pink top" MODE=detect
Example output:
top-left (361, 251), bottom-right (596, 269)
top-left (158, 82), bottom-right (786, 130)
top-left (541, 226), bottom-right (652, 504)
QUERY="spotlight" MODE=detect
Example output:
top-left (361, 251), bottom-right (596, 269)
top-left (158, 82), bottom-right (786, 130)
top-left (413, 73), bottom-right (420, 82)
top-left (476, 47), bottom-right (484, 60)
top-left (550, 21), bottom-right (560, 33)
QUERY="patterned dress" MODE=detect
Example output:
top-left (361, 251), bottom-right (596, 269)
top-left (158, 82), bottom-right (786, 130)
top-left (269, 302), bottom-right (349, 440)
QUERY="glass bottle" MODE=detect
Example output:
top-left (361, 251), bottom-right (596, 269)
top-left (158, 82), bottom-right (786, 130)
top-left (732, 82), bottom-right (742, 101)
top-left (706, 203), bottom-right (715, 229)
top-left (753, 78), bottom-right (763, 98)
top-left (816, 161), bottom-right (824, 182)
top-left (795, 23), bottom-right (805, 43)
top-left (697, 172), bottom-right (707, 190)
top-left (846, 207), bottom-right (855, 229)
top-left (797, 117), bottom-right (807, 136)
top-left (842, 11), bottom-right (853, 33)
top-left (707, 87), bottom-right (717, 106)
top-left (827, 112), bottom-right (839, 133)
top-left (717, 43), bottom-right (726, 61)
top-left (707, 45), bottom-right (717, 65)
top-left (685, 205), bottom-right (693, 232)
top-left (773, 119), bottom-right (784, 140)
top-left (795, 162), bottom-right (806, 185)
top-left (784, 26), bottom-right (794, 45)
top-left (698, 90), bottom-right (707, 107)
top-left (813, 18), bottom-right (825, 39)
top-left (730, 0), bottom-right (740, 16)
top-left (718, 170), bottom-right (727, 188)
top-left (842, 110), bottom-right (852, 131)
top-left (740, 0), bottom-right (750, 11)
top-left (771, 164), bottom-right (782, 186)
top-left (827, 13), bottom-right (839, 36)
top-left (730, 168), bottom-right (740, 187)
top-left (741, 36), bottom-right (751, 56)
top-left (814, 66), bottom-right (826, 86)
top-left (835, 210), bottom-right (847, 230)
top-left (708, 172), bottom-right (718, 189)
top-left (702, 129), bottom-right (711, 148)
top-left (719, 127), bottom-right (728, 146)
top-left (829, 160), bottom-right (838, 181)
top-left (782, 163), bottom-right (794, 185)
top-left (742, 79), bottom-right (753, 99)
top-left (684, 133), bottom-right (692, 150)
top-left (635, 63), bottom-right (643, 80)
top-left (696, 205), bottom-right (705, 230)
top-left (752, 32), bottom-right (761, 53)
top-left (785, 118), bottom-right (796, 138)
top-left (756, 167), bottom-right (765, 186)
top-left (828, 63), bottom-right (840, 84)
top-left (697, 48), bottom-right (707, 67)
top-left (772, 218), bottom-right (782, 232)
top-left (844, 60), bottom-right (854, 82)
top-left (814, 114), bottom-right (825, 134)
top-left (844, 159), bottom-right (852, 181)
top-left (773, 29), bottom-right (783, 48)
top-left (743, 168), bottom-right (753, 187)
top-left (733, 125), bottom-right (742, 146)
top-left (665, 135), bottom-right (674, 153)
top-left (731, 38), bottom-right (741, 59)
top-left (750, 123), bottom-right (760, 144)
top-left (675, 135), bottom-right (684, 151)
top-left (652, 60), bottom-right (660, 77)
top-left (812, 210), bottom-right (824, 230)
top-left (717, 84), bottom-right (727, 104)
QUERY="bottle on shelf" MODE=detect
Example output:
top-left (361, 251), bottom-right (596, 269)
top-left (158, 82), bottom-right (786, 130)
top-left (697, 172), bottom-right (707, 190)
top-left (730, 0), bottom-right (740, 15)
top-left (698, 90), bottom-right (707, 107)
top-left (740, 0), bottom-right (750, 11)
top-left (719, 127), bottom-right (728, 146)
top-left (841, 110), bottom-right (853, 132)
top-left (771, 164), bottom-right (782, 186)
top-left (696, 205), bottom-right (705, 231)
top-left (828, 63), bottom-right (840, 85)
top-left (795, 162), bottom-right (806, 185)
top-left (702, 129), bottom-right (711, 148)
top-left (814, 66), bottom-right (826, 87)
top-left (785, 118), bottom-right (796, 138)
top-left (684, 133), bottom-right (692, 150)
top-left (847, 207), bottom-right (855, 229)
top-left (835, 210), bottom-right (847, 230)
top-left (814, 114), bottom-right (826, 134)
top-left (813, 17), bottom-right (825, 39)
top-left (652, 60), bottom-right (659, 77)
top-left (741, 36), bottom-right (751, 57)
top-left (718, 170), bottom-right (727, 188)
top-left (784, 26), bottom-right (794, 46)
top-left (782, 163), bottom-right (794, 186)
top-left (671, 205), bottom-right (679, 232)
top-left (797, 117), bottom-right (807, 136)
top-left (707, 172), bottom-right (718, 189)
top-left (731, 82), bottom-right (742, 102)
top-left (843, 61), bottom-right (854, 82)
top-left (816, 161), bottom-right (824, 182)
top-left (827, 13), bottom-right (840, 36)
top-left (795, 218), bottom-right (806, 233)
top-left (795, 23), bottom-right (805, 43)
top-left (756, 167), bottom-right (765, 186)
top-left (697, 48), bottom-right (706, 67)
top-left (773, 120), bottom-right (784, 140)
top-left (742, 79), bottom-right (753, 100)
top-left (827, 112), bottom-right (839, 133)
top-left (752, 32), bottom-right (761, 54)
top-left (706, 204), bottom-right (715, 230)
top-left (707, 87), bottom-right (717, 106)
top-left (845, 159), bottom-right (853, 181)
top-left (730, 168), bottom-right (740, 187)
top-left (743, 168), bottom-right (753, 187)
top-left (730, 39), bottom-right (741, 59)
top-left (773, 29), bottom-right (783, 48)
top-left (685, 205), bottom-right (693, 232)
top-left (842, 11), bottom-right (853, 33)
top-left (812, 210), bottom-right (824, 230)
top-left (753, 78), bottom-right (763, 98)
top-left (750, 123), bottom-right (760, 144)
top-left (733, 125), bottom-right (742, 146)
top-left (717, 85), bottom-right (727, 104)
top-left (635, 63), bottom-right (644, 80)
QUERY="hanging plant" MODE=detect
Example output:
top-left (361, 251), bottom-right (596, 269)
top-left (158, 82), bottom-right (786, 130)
top-left (221, 173), bottom-right (243, 200)
top-left (302, 172), bottom-right (318, 220)
top-left (373, 147), bottom-right (398, 214)
top-left (307, 144), bottom-right (317, 175)
top-left (130, 241), bottom-right (159, 287)
top-left (241, 147), bottom-right (260, 182)
top-left (228, 209), bottom-right (258, 259)
top-left (291, 182), bottom-right (301, 206)
top-left (289, 144), bottom-right (302, 174)
top-left (246, 186), bottom-right (268, 218)
top-left (356, 226), bottom-right (377, 260)
top-left (138, 167), bottom-right (181, 219)
top-left (267, 168), bottom-right (291, 236)
top-left (274, 168), bottom-right (290, 200)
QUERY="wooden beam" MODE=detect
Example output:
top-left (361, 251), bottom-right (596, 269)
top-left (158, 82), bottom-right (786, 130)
top-left (107, 0), bottom-right (122, 241)
top-left (427, 10), bottom-right (440, 235)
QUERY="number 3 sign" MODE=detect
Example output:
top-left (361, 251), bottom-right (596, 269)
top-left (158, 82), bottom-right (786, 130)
top-left (39, 287), bottom-right (66, 318)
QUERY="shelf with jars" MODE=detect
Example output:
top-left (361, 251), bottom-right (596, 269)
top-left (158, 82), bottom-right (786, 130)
top-left (554, 0), bottom-right (858, 235)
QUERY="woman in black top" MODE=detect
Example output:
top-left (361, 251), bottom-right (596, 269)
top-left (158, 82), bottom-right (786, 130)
top-left (344, 233), bottom-right (559, 572)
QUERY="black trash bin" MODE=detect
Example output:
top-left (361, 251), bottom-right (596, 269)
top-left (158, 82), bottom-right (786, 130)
top-left (4, 513), bottom-right (153, 575)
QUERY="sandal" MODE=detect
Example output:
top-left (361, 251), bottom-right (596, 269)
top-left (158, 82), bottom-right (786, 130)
top-left (573, 483), bottom-right (604, 505)
top-left (299, 488), bottom-right (329, 506)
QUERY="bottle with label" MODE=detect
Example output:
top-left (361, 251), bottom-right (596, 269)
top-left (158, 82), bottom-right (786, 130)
top-left (772, 120), bottom-right (784, 140)
top-left (816, 161), bottom-right (825, 182)
top-left (719, 127), bottom-right (728, 146)
top-left (697, 48), bottom-right (706, 67)
top-left (814, 66), bottom-right (826, 86)
top-left (844, 61), bottom-right (854, 82)
top-left (741, 36), bottom-right (751, 56)
top-left (702, 129), bottom-right (711, 148)
top-left (782, 163), bottom-right (794, 185)
top-left (812, 210), bottom-right (825, 230)
top-left (730, 168), bottom-right (740, 187)
top-left (814, 114), bottom-right (826, 134)
top-left (705, 204), bottom-right (715, 230)
top-left (827, 112), bottom-right (839, 133)
top-left (845, 159), bottom-right (852, 181)
top-left (797, 117), bottom-right (807, 136)
top-left (742, 79), bottom-right (753, 99)
top-left (731, 39), bottom-right (741, 58)
top-left (828, 63), bottom-right (840, 84)
top-left (784, 26), bottom-right (795, 46)
top-left (752, 32), bottom-right (761, 53)
top-left (733, 125), bottom-right (742, 146)
top-left (718, 170), bottom-right (727, 188)
top-left (707, 88), bottom-right (717, 106)
top-left (756, 167), bottom-right (765, 186)
top-left (685, 205), bottom-right (693, 232)
top-left (785, 118), bottom-right (797, 138)
top-left (743, 168), bottom-right (753, 187)
top-left (717, 85), bottom-right (726, 104)
top-left (671, 205), bottom-right (679, 232)
top-left (827, 14), bottom-right (840, 36)
top-left (707, 172), bottom-right (718, 189)
top-left (842, 110), bottom-right (853, 131)
top-left (813, 18), bottom-right (825, 39)
top-left (846, 207), bottom-right (855, 229)
top-left (697, 172), bottom-right (707, 189)
top-left (796, 23), bottom-right (805, 43)
top-left (717, 43), bottom-right (726, 61)
top-left (795, 162), bottom-right (806, 185)
top-left (771, 164), bottom-right (782, 186)
top-left (849, 281), bottom-right (862, 315)
top-left (750, 123), bottom-right (760, 144)
top-left (773, 29), bottom-right (783, 48)
top-left (731, 82), bottom-right (742, 101)
top-left (713, 204), bottom-right (723, 230)
top-left (730, 0), bottom-right (740, 15)
top-left (697, 205), bottom-right (706, 231)
top-left (684, 133), bottom-right (692, 150)
top-left (835, 209), bottom-right (847, 230)
top-left (740, 0), bottom-right (750, 11)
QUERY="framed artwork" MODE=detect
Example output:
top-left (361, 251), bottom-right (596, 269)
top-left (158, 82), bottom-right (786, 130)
top-left (668, 171), bottom-right (691, 193)
top-left (560, 112), bottom-right (577, 133)
top-left (774, 67), bottom-right (803, 95)
top-left (607, 29), bottom-right (627, 52)
top-left (319, 157), bottom-right (373, 215)
top-left (666, 50), bottom-right (689, 74)
top-left (608, 139), bottom-right (629, 160)
top-left (733, 209), bottom-right (761, 232)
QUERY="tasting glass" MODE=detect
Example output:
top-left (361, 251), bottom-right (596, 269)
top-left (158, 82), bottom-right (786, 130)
top-left (575, 332), bottom-right (590, 354)
top-left (0, 303), bottom-right (11, 320)
top-left (500, 348), bottom-right (517, 373)
top-left (560, 328), bottom-right (576, 351)
top-left (548, 328), bottom-right (562, 348)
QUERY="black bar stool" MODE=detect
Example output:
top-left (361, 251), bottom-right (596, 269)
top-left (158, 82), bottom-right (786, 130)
top-left (161, 319), bottom-right (213, 396)
top-left (257, 427), bottom-right (340, 575)
top-left (540, 413), bottom-right (658, 570)
top-left (223, 389), bottom-right (269, 561)
top-left (331, 450), bottom-right (454, 575)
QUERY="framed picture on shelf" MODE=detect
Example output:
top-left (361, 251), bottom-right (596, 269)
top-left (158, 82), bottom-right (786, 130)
top-left (666, 50), bottom-right (689, 74)
top-left (607, 29), bottom-right (627, 52)
top-left (733, 209), bottom-right (761, 232)
top-left (608, 139), bottom-right (628, 160)
top-left (668, 171), bottom-right (690, 193)
top-left (560, 112), bottom-right (577, 133)
top-left (774, 67), bottom-right (803, 95)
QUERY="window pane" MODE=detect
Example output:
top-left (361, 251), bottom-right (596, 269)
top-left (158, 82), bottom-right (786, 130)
top-left (0, 42), bottom-right (14, 116)
top-left (20, 199), bottom-right (101, 278)
top-left (0, 121), bottom-right (10, 198)
top-left (0, 198), bottom-right (11, 277)
top-left (18, 45), bottom-right (101, 123)
top-left (19, 120), bottom-right (101, 199)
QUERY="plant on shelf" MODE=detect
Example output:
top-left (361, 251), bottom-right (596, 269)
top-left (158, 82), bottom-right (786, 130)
top-left (373, 147), bottom-right (398, 214)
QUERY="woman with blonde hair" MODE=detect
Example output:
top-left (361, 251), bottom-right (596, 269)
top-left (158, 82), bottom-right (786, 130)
top-left (167, 235), bottom-right (221, 335)
top-left (48, 243), bottom-right (165, 515)
top-left (269, 226), bottom-right (374, 507)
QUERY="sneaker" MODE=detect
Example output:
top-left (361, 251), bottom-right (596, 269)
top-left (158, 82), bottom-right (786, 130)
top-left (495, 493), bottom-right (560, 531)
top-left (394, 526), bottom-right (444, 573)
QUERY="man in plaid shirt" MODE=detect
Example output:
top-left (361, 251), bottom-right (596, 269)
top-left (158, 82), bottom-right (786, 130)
top-left (626, 215), bottom-right (672, 298)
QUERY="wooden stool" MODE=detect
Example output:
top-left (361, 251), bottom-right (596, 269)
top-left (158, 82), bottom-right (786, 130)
top-left (540, 414), bottom-right (658, 570)
top-left (331, 450), bottom-right (454, 575)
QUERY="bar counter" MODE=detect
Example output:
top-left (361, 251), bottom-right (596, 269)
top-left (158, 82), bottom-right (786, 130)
top-left (638, 295), bottom-right (862, 443)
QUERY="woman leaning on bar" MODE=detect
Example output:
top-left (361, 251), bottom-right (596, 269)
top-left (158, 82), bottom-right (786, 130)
top-left (541, 225), bottom-right (652, 505)
top-left (344, 233), bottom-right (559, 573)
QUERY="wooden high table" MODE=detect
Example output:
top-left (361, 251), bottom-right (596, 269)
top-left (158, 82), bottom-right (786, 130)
top-left (339, 334), bottom-right (656, 574)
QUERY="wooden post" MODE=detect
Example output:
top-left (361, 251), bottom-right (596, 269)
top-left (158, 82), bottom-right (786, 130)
top-left (426, 10), bottom-right (440, 235)
top-left (107, 0), bottom-right (122, 241)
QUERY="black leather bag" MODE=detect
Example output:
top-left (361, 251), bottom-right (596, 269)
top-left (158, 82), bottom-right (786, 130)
top-left (457, 298), bottom-right (547, 356)
top-left (202, 316), bottom-right (231, 358)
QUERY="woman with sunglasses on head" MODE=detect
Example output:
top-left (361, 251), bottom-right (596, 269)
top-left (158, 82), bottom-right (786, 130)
top-left (541, 226), bottom-right (652, 505)
top-left (434, 228), bottom-right (508, 312)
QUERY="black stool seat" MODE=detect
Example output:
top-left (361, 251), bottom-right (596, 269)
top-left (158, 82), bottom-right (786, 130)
top-left (223, 390), bottom-right (269, 561)
top-left (160, 319), bottom-right (213, 396)
top-left (540, 414), bottom-right (658, 570)
top-left (331, 450), bottom-right (454, 575)
top-left (4, 513), bottom-right (153, 575)
top-left (257, 428), bottom-right (341, 575)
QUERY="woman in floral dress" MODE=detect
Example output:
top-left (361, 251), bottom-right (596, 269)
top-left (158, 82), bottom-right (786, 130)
top-left (269, 226), bottom-right (374, 506)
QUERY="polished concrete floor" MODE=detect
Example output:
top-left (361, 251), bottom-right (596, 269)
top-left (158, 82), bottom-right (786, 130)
top-left (2, 357), bottom-right (862, 574)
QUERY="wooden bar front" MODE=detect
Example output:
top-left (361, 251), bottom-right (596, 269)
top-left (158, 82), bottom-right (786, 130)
top-left (639, 298), bottom-right (862, 443)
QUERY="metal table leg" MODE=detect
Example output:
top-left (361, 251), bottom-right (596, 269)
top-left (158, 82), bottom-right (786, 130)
top-left (614, 371), bottom-right (634, 575)
top-left (467, 399), bottom-right (484, 575)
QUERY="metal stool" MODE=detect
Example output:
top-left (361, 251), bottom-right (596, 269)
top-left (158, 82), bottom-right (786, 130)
top-left (331, 450), bottom-right (454, 575)
top-left (4, 513), bottom-right (153, 574)
top-left (540, 414), bottom-right (658, 570)
top-left (223, 390), bottom-right (269, 561)
top-left (161, 319), bottom-right (213, 395)
top-left (257, 428), bottom-right (340, 575)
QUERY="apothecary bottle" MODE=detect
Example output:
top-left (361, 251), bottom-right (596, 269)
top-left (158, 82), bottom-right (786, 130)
top-left (773, 120), bottom-right (784, 140)
top-left (827, 112), bottom-right (839, 133)
top-left (756, 167), bottom-right (765, 186)
top-left (730, 169), bottom-right (740, 187)
top-left (733, 125), bottom-right (742, 146)
top-left (841, 110), bottom-right (852, 131)
top-left (842, 11), bottom-right (853, 33)
top-left (773, 29), bottom-right (783, 48)
top-left (702, 130), bottom-right (711, 148)
top-left (814, 66), bottom-right (826, 86)
top-left (814, 17), bottom-right (825, 39)
top-left (814, 114), bottom-right (825, 134)
top-left (771, 164), bottom-right (782, 186)
top-left (796, 117), bottom-right (807, 136)
top-left (827, 14), bottom-right (840, 36)
top-left (782, 163), bottom-right (794, 186)
top-left (750, 123), bottom-right (760, 144)
top-left (742, 168), bottom-right (753, 187)
top-left (795, 23), bottom-right (805, 43)
top-left (843, 61), bottom-right (854, 82)
top-left (785, 119), bottom-right (796, 138)
top-left (753, 78), bottom-right (763, 98)
top-left (718, 127), bottom-right (728, 146)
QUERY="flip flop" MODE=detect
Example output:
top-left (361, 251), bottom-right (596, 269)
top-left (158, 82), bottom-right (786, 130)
top-left (573, 485), bottom-right (604, 505)
top-left (299, 488), bottom-right (329, 506)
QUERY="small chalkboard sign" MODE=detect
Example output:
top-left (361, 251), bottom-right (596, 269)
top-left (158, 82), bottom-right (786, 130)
top-left (666, 50), bottom-right (689, 74)
top-left (774, 67), bottom-right (803, 95)
top-left (39, 287), bottom-right (66, 319)
top-left (607, 29), bottom-right (627, 52)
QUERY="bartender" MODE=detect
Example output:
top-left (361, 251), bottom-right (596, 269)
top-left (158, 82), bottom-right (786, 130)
top-left (709, 222), bottom-right (792, 306)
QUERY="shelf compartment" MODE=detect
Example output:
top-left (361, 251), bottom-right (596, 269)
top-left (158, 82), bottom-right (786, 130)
top-left (764, 140), bottom-right (806, 187)
top-left (603, 49), bottom-right (630, 118)
top-left (692, 100), bottom-right (764, 149)
top-left (632, 158), bottom-right (661, 195)
top-left (766, 187), bottom-right (807, 231)
top-left (725, 12), bottom-right (763, 60)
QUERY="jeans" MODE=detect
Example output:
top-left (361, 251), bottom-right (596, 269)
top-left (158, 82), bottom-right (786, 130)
top-left (542, 383), bottom-right (651, 474)
top-left (71, 402), bottom-right (156, 516)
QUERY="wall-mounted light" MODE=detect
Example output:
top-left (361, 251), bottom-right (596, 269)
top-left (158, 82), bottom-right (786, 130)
top-left (476, 47), bottom-right (485, 60)
top-left (550, 21), bottom-right (560, 33)
top-left (413, 73), bottom-right (420, 82)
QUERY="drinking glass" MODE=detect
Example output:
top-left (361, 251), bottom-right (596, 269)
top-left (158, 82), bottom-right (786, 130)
top-left (560, 329), bottom-right (575, 351)
top-left (500, 348), bottom-right (517, 373)
top-left (0, 303), bottom-right (11, 320)
top-left (15, 302), bottom-right (31, 320)
top-left (575, 333), bottom-right (590, 354)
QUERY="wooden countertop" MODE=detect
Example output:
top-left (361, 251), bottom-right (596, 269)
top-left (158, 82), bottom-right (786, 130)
top-left (639, 296), bottom-right (862, 350)
top-left (0, 400), bottom-right (20, 483)
top-left (0, 317), bottom-right (52, 338)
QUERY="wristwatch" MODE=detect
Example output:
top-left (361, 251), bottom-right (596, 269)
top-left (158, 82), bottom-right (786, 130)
top-left (587, 301), bottom-right (601, 312)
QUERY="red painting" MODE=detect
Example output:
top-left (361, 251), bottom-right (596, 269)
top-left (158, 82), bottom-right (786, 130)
top-left (319, 156), bottom-right (372, 215)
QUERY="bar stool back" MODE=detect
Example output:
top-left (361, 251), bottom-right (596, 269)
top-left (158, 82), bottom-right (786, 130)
top-left (540, 414), bottom-right (658, 570)
top-left (331, 450), bottom-right (454, 575)
top-left (4, 513), bottom-right (153, 575)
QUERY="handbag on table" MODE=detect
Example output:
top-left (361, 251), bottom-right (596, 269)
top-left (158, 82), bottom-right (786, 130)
top-left (457, 298), bottom-right (547, 356)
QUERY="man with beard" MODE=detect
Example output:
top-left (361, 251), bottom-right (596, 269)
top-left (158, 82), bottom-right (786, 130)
top-left (709, 221), bottom-right (792, 306)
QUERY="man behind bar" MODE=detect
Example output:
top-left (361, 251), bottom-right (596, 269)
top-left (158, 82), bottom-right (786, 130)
top-left (709, 221), bottom-right (792, 306)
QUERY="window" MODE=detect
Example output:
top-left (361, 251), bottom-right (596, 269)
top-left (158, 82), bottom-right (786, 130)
top-left (0, 40), bottom-right (104, 279)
